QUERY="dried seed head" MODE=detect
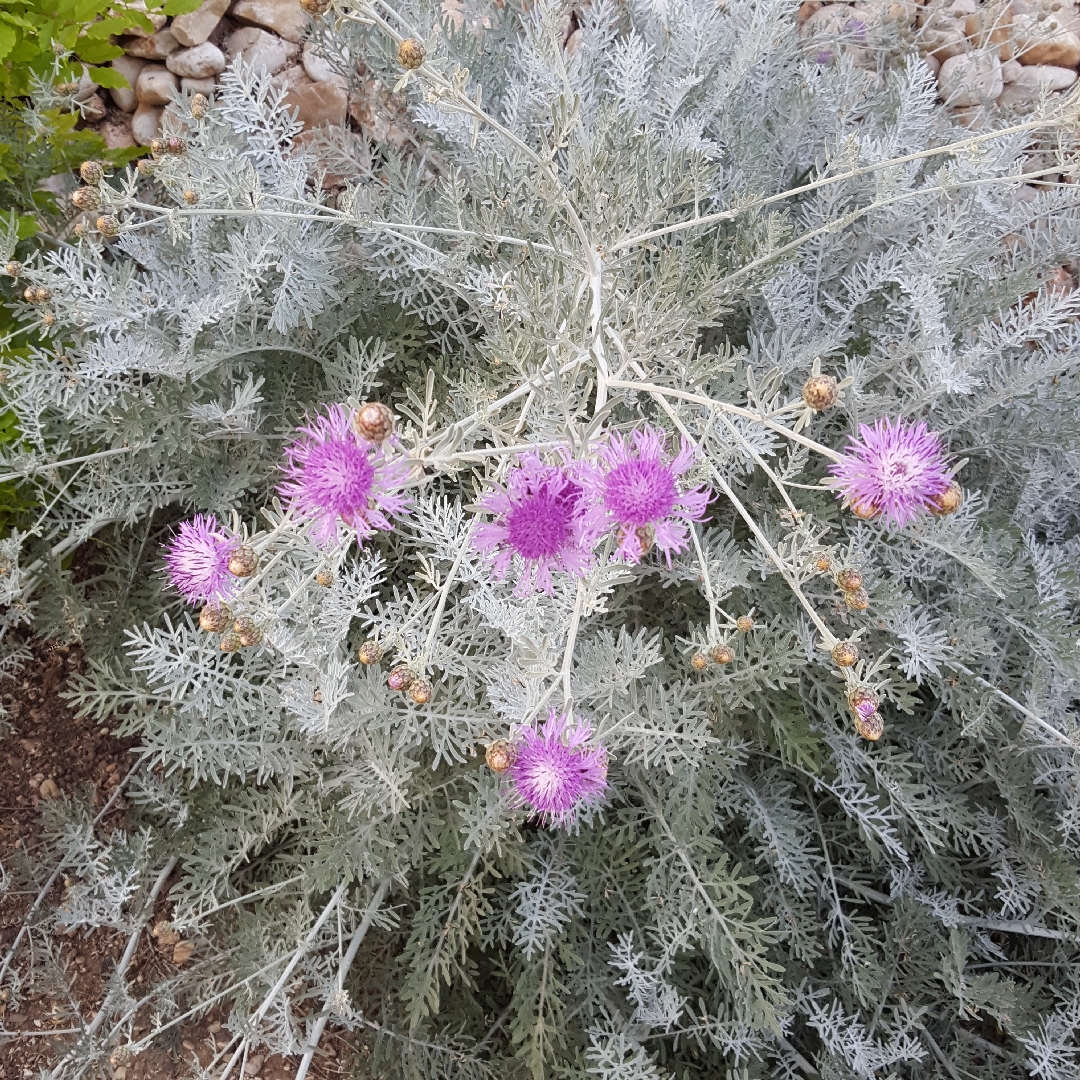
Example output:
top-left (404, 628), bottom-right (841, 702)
top-left (300, 0), bottom-right (332, 13)
top-left (353, 401), bottom-right (395, 442)
top-left (72, 187), bottom-right (100, 211)
top-left (929, 481), bottom-right (963, 517)
top-left (398, 37), bottom-right (425, 69)
top-left (802, 373), bottom-right (838, 411)
top-left (315, 569), bottom-right (334, 587)
top-left (815, 555), bottom-right (831, 572)
top-left (219, 631), bottom-right (242, 653)
top-left (844, 587), bottom-right (870, 611)
top-left (848, 685), bottom-right (879, 719)
top-left (408, 679), bottom-right (433, 705)
top-left (190, 93), bottom-right (209, 118)
top-left (96, 215), bottom-right (120, 238)
top-left (853, 711), bottom-right (884, 741)
top-left (34, 286), bottom-right (51, 303)
top-left (5, 261), bottom-right (21, 278)
top-left (831, 641), bottom-right (859, 667)
top-left (709, 643), bottom-right (735, 665)
top-left (358, 639), bottom-right (383, 665)
top-left (165, 136), bottom-right (186, 155)
top-left (79, 160), bottom-right (104, 185)
top-left (690, 651), bottom-right (709, 672)
top-left (41, 311), bottom-right (56, 328)
top-left (227, 546), bottom-right (258, 577)
top-left (199, 603), bottom-right (232, 633)
top-left (835, 568), bottom-right (863, 592)
top-left (233, 617), bottom-right (262, 647)
top-left (387, 665), bottom-right (415, 691)
top-left (485, 739), bottom-right (515, 773)
top-left (182, 189), bottom-right (199, 205)
top-left (736, 615), bottom-right (754, 633)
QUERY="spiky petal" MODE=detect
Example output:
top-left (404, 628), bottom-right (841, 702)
top-left (163, 514), bottom-right (236, 605)
top-left (473, 451), bottom-right (605, 596)
top-left (829, 417), bottom-right (951, 528)
top-left (510, 710), bottom-right (608, 827)
top-left (279, 404), bottom-right (412, 548)
top-left (586, 425), bottom-right (710, 564)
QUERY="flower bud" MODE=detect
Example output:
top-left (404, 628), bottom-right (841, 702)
top-left (227, 546), bottom-right (258, 577)
top-left (802, 373), bottom-right (838, 410)
top-left (182, 189), bottom-right (199, 206)
top-left (190, 93), bottom-right (209, 119)
top-left (358, 640), bottom-right (383, 665)
top-left (79, 160), bottom-right (104, 185)
top-left (199, 603), bottom-right (231, 633)
top-left (150, 138), bottom-right (166, 158)
top-left (408, 679), bottom-right (433, 705)
top-left (387, 665), bottom-right (414, 691)
top-left (34, 286), bottom-right (51, 303)
top-left (315, 569), bottom-right (334, 587)
top-left (709, 643), bottom-right (735, 664)
top-left (74, 222), bottom-right (90, 238)
top-left (233, 617), bottom-right (262, 647)
top-left (929, 481), bottom-right (963, 517)
top-left (219, 631), bottom-right (242, 653)
top-left (831, 641), bottom-right (859, 667)
top-left (815, 555), bottom-right (831, 572)
top-left (41, 311), bottom-right (56, 328)
top-left (736, 615), bottom-right (754, 632)
top-left (165, 136), bottom-right (186, 155)
top-left (73, 187), bottom-right (100, 212)
top-left (136, 158), bottom-right (155, 177)
top-left (5, 261), bottom-right (21, 278)
top-left (853, 711), bottom-right (883, 741)
top-left (96, 215), bottom-right (120, 238)
top-left (847, 685), bottom-right (879, 719)
top-left (300, 0), bottom-right (331, 12)
top-left (690, 651), bottom-right (709, 672)
top-left (835, 569), bottom-right (862, 592)
top-left (353, 402), bottom-right (395, 442)
top-left (849, 500), bottom-right (881, 521)
top-left (844, 587), bottom-right (869, 611)
top-left (398, 38), bottom-right (425, 69)
top-left (485, 739), bottom-right (515, 773)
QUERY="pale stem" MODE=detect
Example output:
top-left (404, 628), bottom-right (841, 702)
top-left (0, 443), bottom-right (148, 484)
top-left (689, 523), bottom-right (722, 639)
top-left (293, 877), bottom-right (392, 1080)
top-left (561, 579), bottom-right (588, 709)
top-left (714, 411), bottom-right (799, 514)
top-left (174, 874), bottom-right (307, 930)
top-left (419, 522), bottom-right (475, 670)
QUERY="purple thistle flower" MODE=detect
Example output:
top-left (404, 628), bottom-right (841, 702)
top-left (586, 425), bottom-right (710, 565)
top-left (279, 404), bottom-right (412, 548)
top-left (163, 514), bottom-right (236, 605)
top-left (510, 709), bottom-right (608, 827)
top-left (829, 417), bottom-right (951, 528)
top-left (473, 451), bottom-right (605, 596)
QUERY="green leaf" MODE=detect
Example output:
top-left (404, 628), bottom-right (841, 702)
top-left (0, 23), bottom-right (17, 63)
top-left (89, 64), bottom-right (133, 89)
top-left (73, 39), bottom-right (123, 63)
top-left (16, 214), bottom-right (38, 240)
top-left (161, 0), bottom-right (204, 13)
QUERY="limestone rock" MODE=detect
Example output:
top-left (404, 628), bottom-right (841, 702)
top-left (230, 0), bottom-right (310, 42)
top-left (225, 26), bottom-right (298, 75)
top-left (112, 0), bottom-right (167, 36)
top-left (80, 93), bottom-right (108, 122)
top-left (99, 116), bottom-right (137, 149)
top-left (136, 65), bottom-right (180, 105)
top-left (1014, 11), bottom-right (1080, 67)
top-left (282, 78), bottom-right (347, 127)
top-left (182, 76), bottom-right (218, 96)
top-left (271, 63), bottom-right (311, 92)
top-left (301, 40), bottom-right (348, 85)
top-left (172, 0), bottom-right (231, 46)
top-left (938, 50), bottom-right (1003, 105)
top-left (963, 0), bottom-right (1014, 60)
top-left (167, 42), bottom-right (227, 78)
top-left (1001, 58), bottom-right (1024, 83)
top-left (109, 55), bottom-right (146, 112)
top-left (123, 29), bottom-right (180, 59)
top-left (132, 102), bottom-right (164, 144)
top-left (916, 0), bottom-right (973, 62)
top-left (998, 61), bottom-right (1078, 103)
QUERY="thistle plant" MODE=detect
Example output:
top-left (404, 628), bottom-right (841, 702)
top-left (2, 1), bottom-right (1080, 1078)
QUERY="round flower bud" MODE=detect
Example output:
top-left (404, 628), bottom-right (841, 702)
top-left (736, 615), bottom-right (754, 633)
top-left (485, 739), bottom-right (515, 774)
top-left (408, 679), bottom-right (433, 705)
top-left (190, 93), bottom-right (209, 119)
top-left (165, 136), bottom-right (186, 155)
top-left (136, 158), bottom-right (155, 177)
top-left (34, 286), bottom-right (51, 304)
top-left (313, 688), bottom-right (323, 703)
top-left (802, 373), bottom-right (838, 411)
top-left (227, 546), bottom-right (258, 577)
top-left (199, 603), bottom-right (231, 633)
top-left (233, 617), bottom-right (262, 647)
top-left (929, 481), bottom-right (963, 517)
top-left (182, 189), bottom-right (199, 206)
top-left (219, 631), bottom-right (242, 653)
top-left (73, 222), bottom-right (91, 238)
top-left (848, 685), bottom-right (879, 719)
top-left (300, 0), bottom-right (331, 13)
top-left (96, 215), bottom-right (120, 238)
top-left (79, 160), bottom-right (104, 185)
top-left (150, 138), bottom-right (166, 158)
top-left (387, 665), bottom-right (415, 691)
top-left (398, 38), bottom-right (425, 69)
top-left (618, 523), bottom-right (655, 557)
top-left (709, 643), bottom-right (735, 664)
top-left (72, 187), bottom-right (100, 211)
top-left (831, 641), bottom-right (859, 667)
top-left (849, 500), bottom-right (881, 521)
top-left (315, 569), bottom-right (334, 588)
top-left (23, 285), bottom-right (36, 302)
top-left (5, 261), bottom-right (21, 278)
top-left (690, 651), bottom-right (709, 672)
top-left (353, 402), bottom-right (395, 442)
top-left (835, 569), bottom-right (862, 592)
top-left (41, 311), bottom-right (56, 328)
top-left (853, 711), bottom-right (884, 741)
top-left (358, 639), bottom-right (383, 665)
top-left (815, 555), bottom-right (831, 572)
top-left (844, 587), bottom-right (870, 611)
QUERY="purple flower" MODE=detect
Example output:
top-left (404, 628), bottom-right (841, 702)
top-left (829, 417), bottom-right (951, 528)
top-left (814, 47), bottom-right (836, 64)
top-left (473, 452), bottom-right (605, 596)
top-left (163, 514), bottom-right (236, 605)
top-left (587, 425), bottom-right (710, 565)
top-left (279, 404), bottom-right (412, 548)
top-left (510, 710), bottom-right (608, 827)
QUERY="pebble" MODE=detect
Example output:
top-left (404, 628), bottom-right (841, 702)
top-left (171, 0), bottom-right (230, 46)
top-left (100, 118), bottom-right (137, 149)
top-left (123, 28), bottom-right (180, 59)
top-left (109, 55), bottom-right (146, 111)
top-left (282, 77), bottom-right (347, 128)
top-left (1014, 11), bottom-right (1080, 67)
top-left (226, 26), bottom-right (298, 76)
top-left (39, 777), bottom-right (61, 800)
top-left (182, 1039), bottom-right (195, 1051)
top-left (166, 41), bottom-right (227, 78)
top-left (136, 65), bottom-right (179, 105)
top-left (231, 0), bottom-right (310, 43)
top-left (182, 76), bottom-right (218, 96)
top-left (119, 0), bottom-right (168, 36)
top-left (243, 1055), bottom-right (263, 1076)
top-left (132, 102), bottom-right (164, 145)
top-left (302, 40), bottom-right (347, 86)
top-left (938, 51), bottom-right (1003, 106)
